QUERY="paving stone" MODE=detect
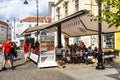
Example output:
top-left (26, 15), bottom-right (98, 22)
top-left (0, 50), bottom-right (119, 80)
top-left (0, 50), bottom-right (75, 80)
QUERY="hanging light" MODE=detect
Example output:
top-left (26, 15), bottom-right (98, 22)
top-left (24, 0), bottom-right (28, 5)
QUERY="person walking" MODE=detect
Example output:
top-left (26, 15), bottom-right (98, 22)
top-left (23, 40), bottom-right (29, 62)
top-left (10, 42), bottom-right (17, 66)
top-left (2, 39), bottom-right (13, 70)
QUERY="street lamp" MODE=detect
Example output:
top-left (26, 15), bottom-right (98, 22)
top-left (7, 17), bottom-right (16, 40)
top-left (24, 0), bottom-right (28, 4)
top-left (6, 23), bottom-right (9, 40)
top-left (96, 0), bottom-right (105, 70)
top-left (24, 0), bottom-right (39, 41)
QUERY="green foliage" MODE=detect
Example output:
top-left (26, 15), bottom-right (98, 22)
top-left (88, 13), bottom-right (97, 22)
top-left (102, 0), bottom-right (120, 27)
top-left (90, 0), bottom-right (120, 28)
top-left (113, 49), bottom-right (120, 53)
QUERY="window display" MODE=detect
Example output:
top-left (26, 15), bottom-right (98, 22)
top-left (38, 34), bottom-right (57, 68)
top-left (41, 35), bottom-right (54, 53)
top-left (28, 31), bottom-right (57, 68)
top-left (103, 33), bottom-right (114, 48)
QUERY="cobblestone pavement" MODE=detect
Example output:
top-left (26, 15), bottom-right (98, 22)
top-left (111, 57), bottom-right (120, 74)
top-left (110, 62), bottom-right (120, 74)
top-left (0, 51), bottom-right (3, 70)
top-left (0, 50), bottom-right (75, 80)
top-left (0, 51), bottom-right (120, 80)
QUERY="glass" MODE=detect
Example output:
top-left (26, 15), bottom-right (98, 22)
top-left (103, 33), bottom-right (114, 48)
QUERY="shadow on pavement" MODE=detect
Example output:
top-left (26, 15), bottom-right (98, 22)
top-left (13, 62), bottom-right (26, 68)
top-left (106, 73), bottom-right (120, 80)
top-left (14, 58), bottom-right (22, 62)
top-left (0, 69), bottom-right (7, 72)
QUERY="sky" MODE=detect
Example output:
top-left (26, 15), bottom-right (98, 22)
top-left (0, 0), bottom-right (54, 22)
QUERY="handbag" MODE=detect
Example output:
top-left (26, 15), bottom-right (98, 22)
top-left (14, 51), bottom-right (18, 58)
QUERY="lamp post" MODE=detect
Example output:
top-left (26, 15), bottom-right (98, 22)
top-left (24, 0), bottom-right (39, 41)
top-left (6, 25), bottom-right (8, 40)
top-left (13, 18), bottom-right (16, 40)
top-left (7, 17), bottom-right (16, 40)
top-left (96, 0), bottom-right (105, 70)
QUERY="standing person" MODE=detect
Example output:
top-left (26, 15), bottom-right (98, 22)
top-left (34, 41), bottom-right (40, 55)
top-left (10, 42), bottom-right (17, 58)
top-left (2, 39), bottom-right (13, 70)
top-left (10, 42), bottom-right (17, 66)
top-left (23, 40), bottom-right (29, 62)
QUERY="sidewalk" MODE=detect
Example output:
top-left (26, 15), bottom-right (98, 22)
top-left (57, 63), bottom-right (119, 80)
top-left (0, 50), bottom-right (120, 80)
top-left (0, 51), bottom-right (75, 80)
top-left (0, 52), bottom-right (3, 70)
top-left (113, 56), bottom-right (120, 62)
top-left (56, 56), bottom-right (120, 80)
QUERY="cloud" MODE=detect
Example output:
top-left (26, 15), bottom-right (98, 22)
top-left (0, 0), bottom-right (54, 21)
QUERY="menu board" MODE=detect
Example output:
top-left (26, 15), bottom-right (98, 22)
top-left (38, 34), bottom-right (57, 68)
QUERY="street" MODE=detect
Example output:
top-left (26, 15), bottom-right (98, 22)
top-left (0, 50), bottom-right (120, 80)
top-left (0, 50), bottom-right (75, 80)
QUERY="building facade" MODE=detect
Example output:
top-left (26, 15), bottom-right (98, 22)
top-left (51, 0), bottom-right (119, 53)
top-left (51, 0), bottom-right (98, 48)
top-left (0, 21), bottom-right (11, 44)
top-left (11, 17), bottom-right (52, 47)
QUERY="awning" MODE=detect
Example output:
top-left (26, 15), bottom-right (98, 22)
top-left (22, 9), bottom-right (120, 37)
top-left (61, 14), bottom-right (120, 37)
top-left (23, 10), bottom-right (89, 33)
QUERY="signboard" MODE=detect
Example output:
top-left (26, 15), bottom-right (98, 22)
top-left (37, 33), bottom-right (57, 68)
top-left (28, 31), bottom-right (57, 68)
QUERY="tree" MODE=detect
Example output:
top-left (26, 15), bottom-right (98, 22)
top-left (101, 0), bottom-right (120, 28)
top-left (90, 0), bottom-right (120, 28)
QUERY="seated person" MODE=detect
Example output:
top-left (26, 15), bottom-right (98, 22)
top-left (93, 47), bottom-right (98, 58)
top-left (88, 46), bottom-right (93, 53)
top-left (65, 50), bottom-right (71, 63)
top-left (71, 50), bottom-right (78, 63)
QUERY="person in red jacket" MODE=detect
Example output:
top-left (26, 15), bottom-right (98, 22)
top-left (0, 41), bottom-right (5, 50)
top-left (2, 39), bottom-right (13, 70)
top-left (34, 41), bottom-right (40, 55)
top-left (23, 40), bottom-right (29, 62)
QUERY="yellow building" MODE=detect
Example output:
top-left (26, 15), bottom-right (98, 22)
top-left (115, 33), bottom-right (120, 56)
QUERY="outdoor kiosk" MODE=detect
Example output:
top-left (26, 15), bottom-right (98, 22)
top-left (29, 31), bottom-right (58, 68)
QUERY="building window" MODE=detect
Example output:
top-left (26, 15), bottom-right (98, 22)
top-left (104, 4), bottom-right (110, 12)
top-left (63, 1), bottom-right (69, 17)
top-left (75, 0), bottom-right (79, 12)
top-left (103, 33), bottom-right (114, 48)
top-left (104, 1), bottom-right (110, 12)
top-left (1, 28), bottom-right (4, 32)
top-left (56, 7), bottom-right (61, 20)
top-left (29, 24), bottom-right (32, 27)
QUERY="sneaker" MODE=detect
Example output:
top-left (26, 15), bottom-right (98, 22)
top-left (2, 67), bottom-right (7, 71)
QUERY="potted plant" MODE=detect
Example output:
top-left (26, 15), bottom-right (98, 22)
top-left (113, 49), bottom-right (120, 56)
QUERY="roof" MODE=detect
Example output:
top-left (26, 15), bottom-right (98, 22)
top-left (21, 9), bottom-right (120, 37)
top-left (24, 10), bottom-right (89, 33)
top-left (20, 17), bottom-right (52, 23)
top-left (0, 21), bottom-right (9, 26)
